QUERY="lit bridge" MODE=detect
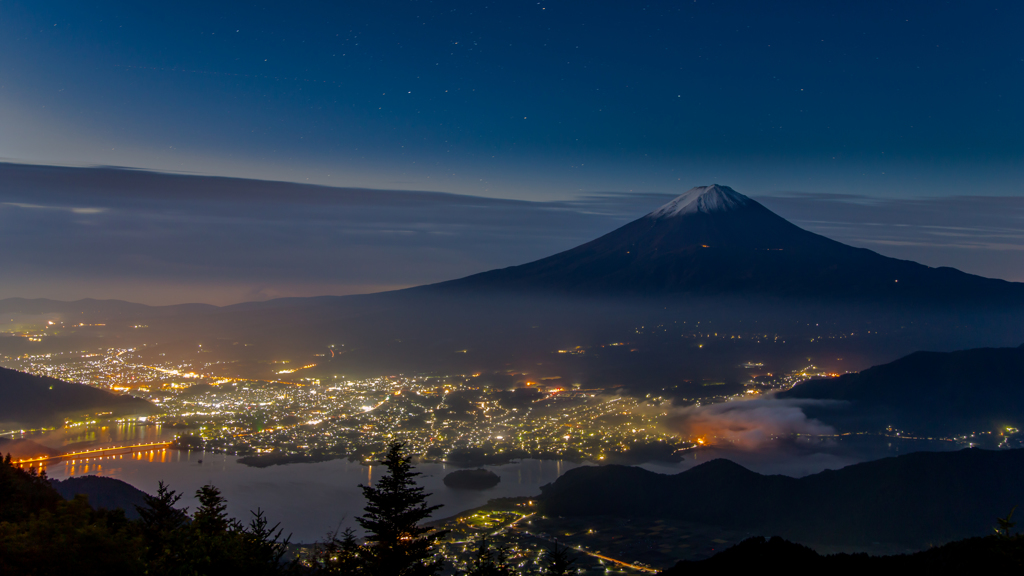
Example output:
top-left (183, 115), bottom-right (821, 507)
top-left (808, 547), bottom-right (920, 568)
top-left (12, 441), bottom-right (173, 466)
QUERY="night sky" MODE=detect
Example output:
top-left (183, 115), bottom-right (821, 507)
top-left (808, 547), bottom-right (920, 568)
top-left (0, 1), bottom-right (1021, 304)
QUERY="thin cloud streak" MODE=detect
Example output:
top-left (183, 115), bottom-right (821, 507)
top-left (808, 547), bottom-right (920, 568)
top-left (3, 202), bottom-right (107, 214)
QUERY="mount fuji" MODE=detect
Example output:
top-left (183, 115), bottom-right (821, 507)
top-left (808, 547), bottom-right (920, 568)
top-left (1, 185), bottom-right (1022, 387)
top-left (435, 185), bottom-right (1023, 302)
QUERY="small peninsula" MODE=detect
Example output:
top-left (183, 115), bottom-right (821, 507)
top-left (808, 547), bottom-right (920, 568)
top-left (443, 469), bottom-right (500, 490)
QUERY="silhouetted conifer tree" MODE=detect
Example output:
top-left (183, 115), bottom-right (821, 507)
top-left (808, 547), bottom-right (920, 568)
top-left (314, 527), bottom-right (365, 574)
top-left (136, 480), bottom-right (189, 573)
top-left (188, 484), bottom-right (242, 574)
top-left (543, 542), bottom-right (576, 575)
top-left (995, 506), bottom-right (1018, 538)
top-left (242, 508), bottom-right (296, 575)
top-left (193, 484), bottom-right (234, 535)
top-left (136, 481), bottom-right (295, 576)
top-left (356, 441), bottom-right (447, 576)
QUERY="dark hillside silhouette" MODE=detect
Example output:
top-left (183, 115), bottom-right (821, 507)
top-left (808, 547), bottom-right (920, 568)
top-left (0, 366), bottom-right (154, 427)
top-left (658, 534), bottom-right (1024, 573)
top-left (540, 448), bottom-right (1024, 547)
top-left (51, 475), bottom-right (150, 520)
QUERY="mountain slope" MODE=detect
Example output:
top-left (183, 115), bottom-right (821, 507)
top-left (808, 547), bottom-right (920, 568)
top-left (437, 185), bottom-right (1023, 301)
top-left (539, 448), bottom-right (1024, 547)
top-left (779, 343), bottom-right (1024, 435)
top-left (51, 476), bottom-right (149, 519)
top-left (0, 367), bottom-right (155, 427)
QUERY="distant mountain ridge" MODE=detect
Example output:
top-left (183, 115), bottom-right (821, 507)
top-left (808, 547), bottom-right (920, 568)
top-left (0, 297), bottom-right (215, 317)
top-left (539, 448), bottom-right (1024, 547)
top-left (780, 343), bottom-right (1024, 435)
top-left (435, 185), bottom-right (1024, 302)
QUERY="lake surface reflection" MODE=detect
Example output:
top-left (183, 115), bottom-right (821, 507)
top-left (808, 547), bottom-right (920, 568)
top-left (43, 434), bottom-right (959, 542)
top-left (45, 451), bottom-right (587, 542)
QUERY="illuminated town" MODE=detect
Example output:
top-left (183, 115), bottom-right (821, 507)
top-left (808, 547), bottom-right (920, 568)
top-left (2, 343), bottom-right (701, 465)
top-left (0, 312), bottom-right (924, 469)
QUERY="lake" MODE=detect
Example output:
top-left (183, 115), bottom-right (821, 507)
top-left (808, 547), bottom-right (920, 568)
top-left (41, 434), bottom-right (959, 542)
top-left (44, 450), bottom-right (587, 542)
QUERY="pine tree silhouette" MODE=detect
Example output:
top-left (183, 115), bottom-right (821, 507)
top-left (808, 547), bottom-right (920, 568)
top-left (543, 542), bottom-right (576, 575)
top-left (995, 506), bottom-right (1018, 538)
top-left (314, 527), bottom-right (365, 574)
top-left (135, 481), bottom-right (190, 574)
top-left (356, 442), bottom-right (447, 576)
top-left (243, 508), bottom-right (296, 575)
top-left (193, 484), bottom-right (234, 536)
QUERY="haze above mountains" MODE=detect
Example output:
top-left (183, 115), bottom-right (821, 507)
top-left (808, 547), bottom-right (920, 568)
top-left (2, 185), bottom-right (1022, 395)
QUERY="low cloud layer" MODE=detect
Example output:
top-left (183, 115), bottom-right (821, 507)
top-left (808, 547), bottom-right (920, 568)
top-left (665, 397), bottom-right (839, 449)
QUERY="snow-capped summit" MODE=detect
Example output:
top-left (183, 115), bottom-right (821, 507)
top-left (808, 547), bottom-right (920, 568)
top-left (647, 184), bottom-right (750, 219)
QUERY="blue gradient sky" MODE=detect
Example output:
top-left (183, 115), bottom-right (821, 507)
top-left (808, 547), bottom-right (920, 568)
top-left (0, 1), bottom-right (1021, 304)
top-left (2, 0), bottom-right (1020, 199)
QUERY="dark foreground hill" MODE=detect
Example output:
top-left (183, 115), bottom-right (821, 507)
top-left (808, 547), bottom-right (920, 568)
top-left (0, 366), bottom-right (155, 427)
top-left (50, 476), bottom-right (149, 520)
top-left (659, 535), bottom-right (1024, 574)
top-left (780, 343), bottom-right (1024, 435)
top-left (539, 448), bottom-right (1024, 548)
